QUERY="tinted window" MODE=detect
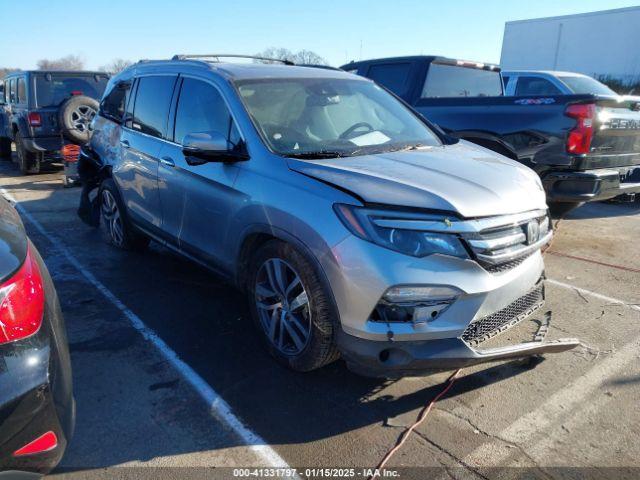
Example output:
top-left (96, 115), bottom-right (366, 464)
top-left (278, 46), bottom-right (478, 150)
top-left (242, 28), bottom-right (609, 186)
top-left (421, 64), bottom-right (503, 98)
top-left (515, 77), bottom-right (562, 96)
top-left (174, 78), bottom-right (239, 145)
top-left (132, 76), bottom-right (177, 139)
top-left (100, 81), bottom-right (131, 123)
top-left (17, 78), bottom-right (26, 103)
top-left (366, 63), bottom-right (411, 96)
top-left (557, 75), bottom-right (617, 95)
top-left (35, 74), bottom-right (109, 108)
top-left (502, 75), bottom-right (510, 89)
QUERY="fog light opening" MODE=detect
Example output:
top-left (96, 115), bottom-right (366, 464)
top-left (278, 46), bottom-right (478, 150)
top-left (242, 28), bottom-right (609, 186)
top-left (371, 285), bottom-right (460, 324)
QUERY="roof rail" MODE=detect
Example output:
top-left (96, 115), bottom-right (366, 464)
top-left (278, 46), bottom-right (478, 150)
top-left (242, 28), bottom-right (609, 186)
top-left (171, 54), bottom-right (294, 66)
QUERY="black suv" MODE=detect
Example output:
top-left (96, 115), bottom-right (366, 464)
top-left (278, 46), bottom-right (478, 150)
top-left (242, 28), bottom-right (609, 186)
top-left (0, 71), bottom-right (109, 174)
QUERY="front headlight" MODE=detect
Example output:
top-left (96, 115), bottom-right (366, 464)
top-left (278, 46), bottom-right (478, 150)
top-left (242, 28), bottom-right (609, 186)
top-left (334, 204), bottom-right (469, 259)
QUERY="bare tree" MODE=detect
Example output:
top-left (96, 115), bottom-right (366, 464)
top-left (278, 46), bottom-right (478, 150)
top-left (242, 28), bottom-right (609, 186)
top-left (294, 50), bottom-right (327, 65)
top-left (0, 68), bottom-right (19, 79)
top-left (255, 47), bottom-right (327, 65)
top-left (100, 58), bottom-right (133, 74)
top-left (37, 54), bottom-right (85, 71)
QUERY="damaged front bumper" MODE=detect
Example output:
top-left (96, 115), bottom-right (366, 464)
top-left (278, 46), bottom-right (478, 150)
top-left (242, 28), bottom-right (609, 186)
top-left (337, 283), bottom-right (580, 377)
top-left (338, 330), bottom-right (579, 377)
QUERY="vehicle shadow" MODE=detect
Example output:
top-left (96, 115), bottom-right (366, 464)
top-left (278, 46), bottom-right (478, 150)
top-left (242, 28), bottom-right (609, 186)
top-left (0, 168), bottom-right (550, 471)
top-left (566, 200), bottom-right (640, 219)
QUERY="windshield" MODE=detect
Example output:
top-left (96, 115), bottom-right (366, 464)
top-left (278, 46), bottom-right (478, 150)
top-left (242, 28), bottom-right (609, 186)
top-left (557, 75), bottom-right (617, 96)
top-left (35, 73), bottom-right (109, 108)
top-left (236, 78), bottom-right (441, 157)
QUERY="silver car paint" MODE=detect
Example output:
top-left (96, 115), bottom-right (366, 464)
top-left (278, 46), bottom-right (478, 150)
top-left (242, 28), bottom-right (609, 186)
top-left (287, 141), bottom-right (547, 217)
top-left (92, 61), bottom-right (551, 347)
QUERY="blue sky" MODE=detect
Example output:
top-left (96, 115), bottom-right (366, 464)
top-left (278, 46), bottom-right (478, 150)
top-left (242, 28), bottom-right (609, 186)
top-left (1, 0), bottom-right (638, 69)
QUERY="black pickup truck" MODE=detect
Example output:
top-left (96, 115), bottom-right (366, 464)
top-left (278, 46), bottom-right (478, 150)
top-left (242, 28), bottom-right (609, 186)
top-left (342, 56), bottom-right (640, 213)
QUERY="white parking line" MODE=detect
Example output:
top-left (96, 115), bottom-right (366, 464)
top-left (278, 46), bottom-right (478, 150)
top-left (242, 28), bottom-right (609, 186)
top-left (548, 278), bottom-right (640, 312)
top-left (0, 187), bottom-right (293, 471)
top-left (459, 278), bottom-right (640, 468)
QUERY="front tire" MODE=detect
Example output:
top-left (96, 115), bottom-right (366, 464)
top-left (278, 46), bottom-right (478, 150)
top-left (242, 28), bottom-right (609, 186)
top-left (15, 132), bottom-right (40, 174)
top-left (247, 240), bottom-right (340, 372)
top-left (99, 178), bottom-right (150, 250)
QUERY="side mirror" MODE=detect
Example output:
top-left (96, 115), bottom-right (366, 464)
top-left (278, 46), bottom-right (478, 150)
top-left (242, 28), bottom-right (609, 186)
top-left (182, 131), bottom-right (249, 165)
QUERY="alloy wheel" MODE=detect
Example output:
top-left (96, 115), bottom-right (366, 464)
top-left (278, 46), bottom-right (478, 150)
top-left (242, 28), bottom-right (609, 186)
top-left (255, 258), bottom-right (311, 355)
top-left (101, 190), bottom-right (124, 246)
top-left (71, 105), bottom-right (97, 133)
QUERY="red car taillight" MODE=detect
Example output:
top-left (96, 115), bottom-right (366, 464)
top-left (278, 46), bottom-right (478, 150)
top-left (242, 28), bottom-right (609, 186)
top-left (0, 247), bottom-right (45, 344)
top-left (27, 112), bottom-right (42, 127)
top-left (565, 103), bottom-right (595, 154)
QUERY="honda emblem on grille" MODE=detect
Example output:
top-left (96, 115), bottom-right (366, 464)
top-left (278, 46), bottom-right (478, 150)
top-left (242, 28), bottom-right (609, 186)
top-left (526, 220), bottom-right (540, 245)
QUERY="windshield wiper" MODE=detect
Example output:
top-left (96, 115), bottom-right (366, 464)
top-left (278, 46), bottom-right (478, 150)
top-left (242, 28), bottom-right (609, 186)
top-left (388, 143), bottom-right (426, 152)
top-left (285, 151), bottom-right (348, 159)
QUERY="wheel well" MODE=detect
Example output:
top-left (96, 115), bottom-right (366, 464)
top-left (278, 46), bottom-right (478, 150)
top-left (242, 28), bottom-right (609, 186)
top-left (236, 233), bottom-right (277, 290)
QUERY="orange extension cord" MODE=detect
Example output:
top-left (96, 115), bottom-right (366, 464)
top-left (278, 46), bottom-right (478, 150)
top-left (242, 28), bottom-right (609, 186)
top-left (371, 218), bottom-right (566, 474)
top-left (371, 369), bottom-right (462, 475)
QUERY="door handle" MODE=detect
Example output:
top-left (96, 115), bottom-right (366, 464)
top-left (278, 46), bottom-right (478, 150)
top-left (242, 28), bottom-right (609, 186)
top-left (159, 156), bottom-right (175, 167)
top-left (120, 140), bottom-right (130, 148)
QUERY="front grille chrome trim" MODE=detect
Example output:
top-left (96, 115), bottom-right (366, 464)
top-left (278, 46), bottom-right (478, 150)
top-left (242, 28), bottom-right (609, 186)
top-left (474, 230), bottom-right (552, 265)
top-left (467, 231), bottom-right (527, 250)
top-left (371, 209), bottom-right (548, 234)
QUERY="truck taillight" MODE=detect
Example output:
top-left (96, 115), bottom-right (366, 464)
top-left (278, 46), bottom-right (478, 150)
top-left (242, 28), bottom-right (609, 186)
top-left (565, 103), bottom-right (595, 154)
top-left (27, 112), bottom-right (42, 127)
top-left (0, 247), bottom-right (45, 344)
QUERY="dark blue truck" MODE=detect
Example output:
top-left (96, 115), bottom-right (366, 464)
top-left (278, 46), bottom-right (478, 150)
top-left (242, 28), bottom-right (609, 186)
top-left (342, 56), bottom-right (640, 214)
top-left (0, 70), bottom-right (108, 176)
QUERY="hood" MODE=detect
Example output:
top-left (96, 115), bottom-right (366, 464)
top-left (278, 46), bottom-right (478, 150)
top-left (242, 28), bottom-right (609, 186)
top-left (287, 141), bottom-right (547, 218)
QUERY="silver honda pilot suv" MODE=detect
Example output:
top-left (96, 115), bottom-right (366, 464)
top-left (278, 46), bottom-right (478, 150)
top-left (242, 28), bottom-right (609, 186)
top-left (87, 55), bottom-right (577, 377)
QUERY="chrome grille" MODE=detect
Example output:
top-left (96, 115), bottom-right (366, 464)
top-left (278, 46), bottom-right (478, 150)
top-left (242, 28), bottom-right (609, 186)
top-left (461, 212), bottom-right (550, 270)
top-left (462, 282), bottom-right (545, 346)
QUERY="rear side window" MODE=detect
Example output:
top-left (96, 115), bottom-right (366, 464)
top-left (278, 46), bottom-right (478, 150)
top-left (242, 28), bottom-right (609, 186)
top-left (131, 76), bottom-right (177, 139)
top-left (17, 78), bottom-right (26, 103)
top-left (174, 78), bottom-right (240, 145)
top-left (366, 63), bottom-right (412, 96)
top-left (100, 81), bottom-right (131, 123)
top-left (421, 64), bottom-right (503, 98)
top-left (9, 79), bottom-right (16, 103)
top-left (502, 75), bottom-right (510, 89)
top-left (515, 77), bottom-right (562, 96)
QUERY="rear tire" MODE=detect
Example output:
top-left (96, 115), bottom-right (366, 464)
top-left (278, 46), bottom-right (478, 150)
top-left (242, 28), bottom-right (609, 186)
top-left (0, 137), bottom-right (11, 160)
top-left (15, 132), bottom-right (40, 174)
top-left (247, 240), bottom-right (340, 372)
top-left (99, 178), bottom-right (150, 251)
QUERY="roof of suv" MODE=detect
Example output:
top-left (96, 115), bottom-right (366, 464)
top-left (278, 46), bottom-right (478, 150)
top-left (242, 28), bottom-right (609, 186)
top-left (4, 70), bottom-right (106, 77)
top-left (128, 59), bottom-right (355, 81)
